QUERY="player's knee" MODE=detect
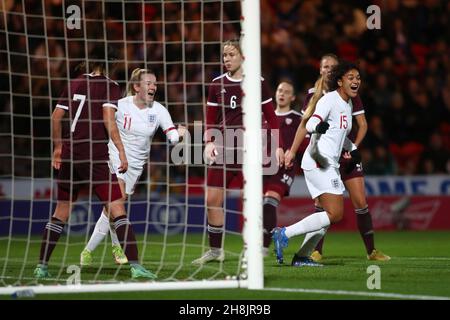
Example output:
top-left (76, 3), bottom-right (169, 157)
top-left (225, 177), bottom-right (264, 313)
top-left (108, 200), bottom-right (126, 218)
top-left (328, 209), bottom-right (344, 224)
top-left (314, 198), bottom-right (322, 208)
top-left (207, 190), bottom-right (223, 207)
top-left (53, 202), bottom-right (71, 222)
top-left (352, 199), bottom-right (368, 210)
top-left (207, 196), bottom-right (221, 208)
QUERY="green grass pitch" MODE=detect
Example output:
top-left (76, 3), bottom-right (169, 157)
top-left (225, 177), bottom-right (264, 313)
top-left (1, 231), bottom-right (449, 300)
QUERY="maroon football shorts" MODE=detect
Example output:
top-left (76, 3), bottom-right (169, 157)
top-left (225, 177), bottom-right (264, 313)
top-left (263, 165), bottom-right (296, 198)
top-left (339, 158), bottom-right (364, 182)
top-left (56, 160), bottom-right (122, 203)
top-left (206, 164), bottom-right (243, 189)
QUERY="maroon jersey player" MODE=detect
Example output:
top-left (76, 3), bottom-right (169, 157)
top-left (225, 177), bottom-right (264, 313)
top-left (54, 73), bottom-right (124, 202)
top-left (192, 39), bottom-right (284, 265)
top-left (262, 81), bottom-right (303, 254)
top-left (33, 45), bottom-right (156, 279)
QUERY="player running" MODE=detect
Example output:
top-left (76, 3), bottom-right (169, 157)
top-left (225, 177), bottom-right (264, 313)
top-left (273, 61), bottom-right (363, 266)
top-left (284, 54), bottom-right (390, 263)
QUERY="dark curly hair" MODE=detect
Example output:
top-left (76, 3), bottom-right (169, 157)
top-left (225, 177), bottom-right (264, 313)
top-left (327, 60), bottom-right (360, 91)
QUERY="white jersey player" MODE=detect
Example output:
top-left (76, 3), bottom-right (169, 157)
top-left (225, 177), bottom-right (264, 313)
top-left (108, 95), bottom-right (180, 194)
top-left (301, 90), bottom-right (356, 198)
top-left (272, 61), bottom-right (362, 266)
top-left (80, 68), bottom-right (185, 266)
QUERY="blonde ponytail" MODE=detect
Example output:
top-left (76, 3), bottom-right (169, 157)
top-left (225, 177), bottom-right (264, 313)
top-left (301, 75), bottom-right (325, 125)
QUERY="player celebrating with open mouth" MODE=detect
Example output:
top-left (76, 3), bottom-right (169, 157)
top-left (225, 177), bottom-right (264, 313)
top-left (272, 61), bottom-right (363, 266)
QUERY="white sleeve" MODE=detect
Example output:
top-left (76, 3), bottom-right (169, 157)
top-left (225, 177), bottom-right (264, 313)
top-left (305, 97), bottom-right (330, 133)
top-left (343, 137), bottom-right (357, 152)
top-left (159, 106), bottom-right (179, 144)
top-left (305, 116), bottom-right (321, 133)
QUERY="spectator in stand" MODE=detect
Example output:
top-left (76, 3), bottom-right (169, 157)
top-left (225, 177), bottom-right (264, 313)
top-left (365, 145), bottom-right (398, 175)
top-left (418, 132), bottom-right (450, 174)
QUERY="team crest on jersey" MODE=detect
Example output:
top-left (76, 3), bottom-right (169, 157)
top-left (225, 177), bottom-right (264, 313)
top-left (148, 114), bottom-right (156, 124)
top-left (331, 178), bottom-right (340, 189)
top-left (285, 118), bottom-right (293, 125)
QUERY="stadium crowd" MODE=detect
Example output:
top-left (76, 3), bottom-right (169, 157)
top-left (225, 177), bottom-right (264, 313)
top-left (1, 0), bottom-right (449, 180)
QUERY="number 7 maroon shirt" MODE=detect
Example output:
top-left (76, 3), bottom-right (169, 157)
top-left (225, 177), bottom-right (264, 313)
top-left (55, 73), bottom-right (121, 161)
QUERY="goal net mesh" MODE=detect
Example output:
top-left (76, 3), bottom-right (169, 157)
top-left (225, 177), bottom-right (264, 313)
top-left (0, 0), bottom-right (249, 289)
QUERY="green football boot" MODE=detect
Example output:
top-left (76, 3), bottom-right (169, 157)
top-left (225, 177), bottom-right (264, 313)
top-left (130, 264), bottom-right (157, 279)
top-left (33, 264), bottom-right (51, 279)
top-left (80, 248), bottom-right (93, 266)
top-left (112, 245), bottom-right (128, 265)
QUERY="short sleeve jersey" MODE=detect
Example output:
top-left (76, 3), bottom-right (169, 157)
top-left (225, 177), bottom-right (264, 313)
top-left (56, 73), bottom-right (121, 161)
top-left (301, 91), bottom-right (354, 170)
top-left (277, 110), bottom-right (302, 150)
top-left (302, 88), bottom-right (365, 142)
top-left (276, 109), bottom-right (303, 164)
top-left (206, 73), bottom-right (273, 131)
top-left (108, 96), bottom-right (176, 168)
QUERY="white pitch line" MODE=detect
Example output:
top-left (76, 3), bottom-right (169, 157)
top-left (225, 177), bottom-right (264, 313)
top-left (393, 257), bottom-right (450, 261)
top-left (265, 287), bottom-right (450, 300)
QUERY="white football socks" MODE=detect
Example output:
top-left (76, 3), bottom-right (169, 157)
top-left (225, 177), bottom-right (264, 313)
top-left (109, 221), bottom-right (120, 246)
top-left (85, 211), bottom-right (110, 252)
top-left (297, 227), bottom-right (328, 257)
top-left (285, 211), bottom-right (330, 238)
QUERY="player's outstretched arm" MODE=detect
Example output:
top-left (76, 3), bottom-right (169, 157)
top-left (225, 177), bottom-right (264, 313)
top-left (103, 106), bottom-right (128, 173)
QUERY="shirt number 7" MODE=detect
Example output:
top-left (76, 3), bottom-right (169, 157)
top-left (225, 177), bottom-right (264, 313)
top-left (71, 94), bottom-right (86, 132)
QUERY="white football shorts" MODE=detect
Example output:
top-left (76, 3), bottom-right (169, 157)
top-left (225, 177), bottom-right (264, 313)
top-left (108, 159), bottom-right (143, 195)
top-left (304, 166), bottom-right (345, 199)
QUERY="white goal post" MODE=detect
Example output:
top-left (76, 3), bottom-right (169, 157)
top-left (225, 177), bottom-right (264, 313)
top-left (241, 0), bottom-right (264, 290)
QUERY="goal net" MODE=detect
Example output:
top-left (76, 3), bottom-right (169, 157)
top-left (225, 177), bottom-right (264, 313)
top-left (0, 0), bottom-right (264, 294)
